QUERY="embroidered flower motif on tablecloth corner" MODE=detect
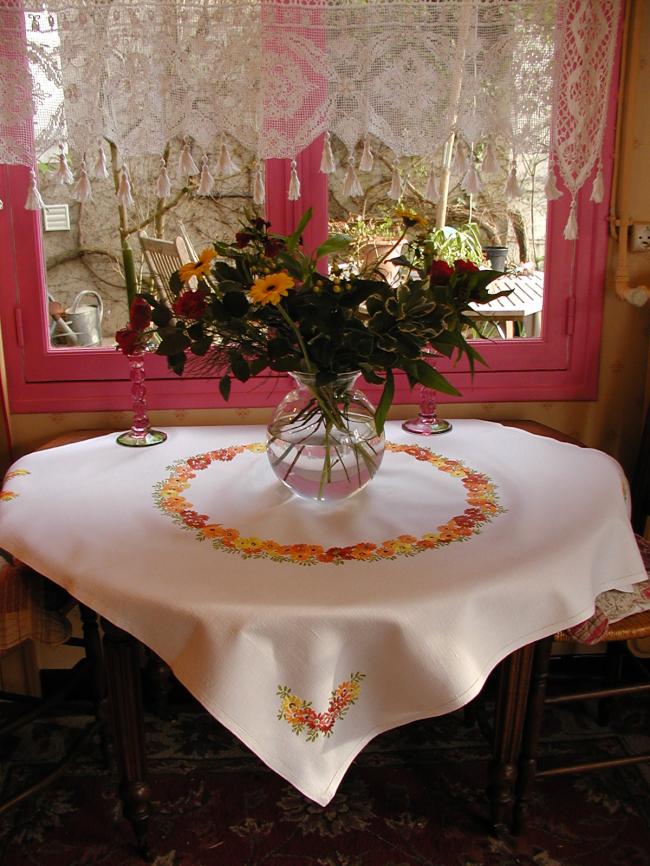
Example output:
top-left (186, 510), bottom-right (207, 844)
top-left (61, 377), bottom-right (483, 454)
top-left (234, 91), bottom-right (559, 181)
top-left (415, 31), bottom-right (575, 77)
top-left (152, 442), bottom-right (506, 566)
top-left (277, 672), bottom-right (366, 741)
top-left (0, 469), bottom-right (30, 501)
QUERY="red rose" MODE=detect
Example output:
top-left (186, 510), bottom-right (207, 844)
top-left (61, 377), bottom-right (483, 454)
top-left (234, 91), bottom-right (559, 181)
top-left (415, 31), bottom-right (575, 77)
top-left (172, 291), bottom-right (208, 319)
top-left (429, 260), bottom-right (454, 283)
top-left (129, 296), bottom-right (151, 331)
top-left (263, 237), bottom-right (285, 257)
top-left (115, 327), bottom-right (143, 355)
top-left (454, 259), bottom-right (479, 274)
top-left (235, 231), bottom-right (253, 248)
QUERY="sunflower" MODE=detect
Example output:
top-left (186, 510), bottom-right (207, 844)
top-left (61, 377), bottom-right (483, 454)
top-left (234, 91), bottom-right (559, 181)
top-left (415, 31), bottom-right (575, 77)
top-left (178, 248), bottom-right (217, 283)
top-left (394, 207), bottom-right (428, 229)
top-left (249, 272), bottom-right (295, 305)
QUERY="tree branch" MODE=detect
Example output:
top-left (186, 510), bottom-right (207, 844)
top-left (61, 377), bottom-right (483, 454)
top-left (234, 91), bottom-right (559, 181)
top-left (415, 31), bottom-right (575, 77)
top-left (46, 247), bottom-right (122, 270)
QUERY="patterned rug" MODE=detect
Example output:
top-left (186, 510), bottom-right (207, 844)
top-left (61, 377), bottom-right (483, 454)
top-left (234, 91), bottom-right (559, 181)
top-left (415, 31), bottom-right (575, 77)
top-left (0, 698), bottom-right (649, 866)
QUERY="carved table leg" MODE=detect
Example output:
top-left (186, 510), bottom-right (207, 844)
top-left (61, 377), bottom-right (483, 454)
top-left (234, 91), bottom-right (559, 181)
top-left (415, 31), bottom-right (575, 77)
top-left (489, 643), bottom-right (535, 836)
top-left (144, 650), bottom-right (174, 718)
top-left (78, 604), bottom-right (111, 767)
top-left (101, 617), bottom-right (151, 860)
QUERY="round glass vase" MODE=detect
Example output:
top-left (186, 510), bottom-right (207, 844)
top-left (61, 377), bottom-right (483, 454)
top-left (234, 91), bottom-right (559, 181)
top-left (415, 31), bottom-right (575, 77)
top-left (266, 371), bottom-right (385, 502)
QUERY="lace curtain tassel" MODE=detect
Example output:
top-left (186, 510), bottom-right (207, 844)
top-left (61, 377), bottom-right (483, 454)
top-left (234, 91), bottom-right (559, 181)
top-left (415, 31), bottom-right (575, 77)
top-left (481, 141), bottom-right (499, 175)
top-left (590, 164), bottom-right (604, 203)
top-left (359, 137), bottom-right (374, 172)
top-left (24, 168), bottom-right (45, 210)
top-left (197, 156), bottom-right (214, 196)
top-left (388, 166), bottom-right (402, 200)
top-left (504, 166), bottom-right (522, 199)
top-left (216, 140), bottom-right (238, 177)
top-left (424, 168), bottom-right (440, 203)
top-left (55, 148), bottom-right (74, 185)
top-left (72, 159), bottom-right (92, 202)
top-left (320, 132), bottom-right (336, 174)
top-left (156, 159), bottom-right (172, 199)
top-left (94, 146), bottom-right (109, 179)
top-left (564, 198), bottom-right (579, 240)
top-left (461, 164), bottom-right (481, 196)
top-left (343, 161), bottom-right (363, 198)
top-left (544, 165), bottom-right (562, 200)
top-left (178, 141), bottom-right (199, 179)
top-left (117, 167), bottom-right (135, 209)
top-left (452, 142), bottom-right (469, 176)
top-left (253, 164), bottom-right (265, 206)
top-left (288, 159), bottom-right (301, 201)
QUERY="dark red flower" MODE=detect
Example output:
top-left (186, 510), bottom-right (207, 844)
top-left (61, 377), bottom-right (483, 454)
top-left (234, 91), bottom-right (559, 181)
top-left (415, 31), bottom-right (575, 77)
top-left (115, 327), bottom-right (143, 355)
top-left (253, 217), bottom-right (271, 231)
top-left (454, 259), bottom-right (480, 274)
top-left (235, 231), bottom-right (253, 248)
top-left (129, 296), bottom-right (151, 331)
top-left (429, 260), bottom-right (454, 283)
top-left (172, 291), bottom-right (207, 320)
top-left (263, 237), bottom-right (285, 257)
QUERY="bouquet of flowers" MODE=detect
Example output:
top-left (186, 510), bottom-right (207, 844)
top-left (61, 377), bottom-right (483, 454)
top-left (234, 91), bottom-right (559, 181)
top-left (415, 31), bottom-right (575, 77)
top-left (139, 209), bottom-right (506, 426)
top-left (133, 209), bottom-right (508, 499)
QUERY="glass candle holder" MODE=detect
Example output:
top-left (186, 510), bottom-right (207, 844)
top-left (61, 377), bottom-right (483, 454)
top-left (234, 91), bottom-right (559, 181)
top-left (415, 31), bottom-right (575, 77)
top-left (116, 350), bottom-right (167, 447)
top-left (402, 350), bottom-right (452, 436)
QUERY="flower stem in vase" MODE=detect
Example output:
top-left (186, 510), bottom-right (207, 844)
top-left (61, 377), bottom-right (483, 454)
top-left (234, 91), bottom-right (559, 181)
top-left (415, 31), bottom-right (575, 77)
top-left (116, 351), bottom-right (167, 447)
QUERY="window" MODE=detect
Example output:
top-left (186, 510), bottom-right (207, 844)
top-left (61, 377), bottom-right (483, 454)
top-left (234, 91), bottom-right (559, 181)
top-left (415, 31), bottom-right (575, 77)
top-left (0, 1), bottom-right (621, 413)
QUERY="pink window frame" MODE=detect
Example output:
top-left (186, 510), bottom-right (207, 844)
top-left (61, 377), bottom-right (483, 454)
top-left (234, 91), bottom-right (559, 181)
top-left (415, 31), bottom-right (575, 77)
top-left (0, 22), bottom-right (620, 414)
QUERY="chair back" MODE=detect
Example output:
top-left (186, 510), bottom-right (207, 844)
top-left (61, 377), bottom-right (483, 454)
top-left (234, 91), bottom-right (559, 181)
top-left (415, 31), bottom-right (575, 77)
top-left (139, 231), bottom-right (192, 306)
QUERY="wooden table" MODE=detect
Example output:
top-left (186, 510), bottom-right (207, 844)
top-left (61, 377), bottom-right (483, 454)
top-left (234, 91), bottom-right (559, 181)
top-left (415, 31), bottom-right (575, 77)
top-left (27, 420), bottom-right (583, 857)
top-left (468, 272), bottom-right (544, 338)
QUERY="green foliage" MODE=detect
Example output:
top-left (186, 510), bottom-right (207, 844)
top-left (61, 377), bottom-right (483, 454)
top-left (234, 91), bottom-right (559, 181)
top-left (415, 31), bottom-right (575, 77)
top-left (142, 211), bottom-right (508, 430)
top-left (425, 222), bottom-right (485, 267)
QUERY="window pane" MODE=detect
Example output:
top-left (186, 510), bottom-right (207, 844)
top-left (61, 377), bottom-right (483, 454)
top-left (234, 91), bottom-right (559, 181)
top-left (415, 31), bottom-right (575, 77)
top-left (327, 135), bottom-right (547, 340)
top-left (40, 141), bottom-right (256, 350)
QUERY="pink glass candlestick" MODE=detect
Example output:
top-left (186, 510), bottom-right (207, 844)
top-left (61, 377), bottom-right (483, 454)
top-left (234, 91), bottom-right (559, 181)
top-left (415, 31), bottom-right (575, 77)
top-left (402, 350), bottom-right (452, 435)
top-left (117, 351), bottom-right (167, 447)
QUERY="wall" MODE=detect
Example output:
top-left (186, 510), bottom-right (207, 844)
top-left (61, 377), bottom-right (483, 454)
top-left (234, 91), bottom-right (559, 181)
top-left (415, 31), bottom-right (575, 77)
top-left (4, 7), bottom-right (650, 478)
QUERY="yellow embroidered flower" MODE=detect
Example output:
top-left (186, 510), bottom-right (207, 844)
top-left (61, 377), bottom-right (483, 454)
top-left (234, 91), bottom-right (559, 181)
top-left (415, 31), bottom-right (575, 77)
top-left (281, 693), bottom-right (307, 724)
top-left (394, 207), bottom-right (428, 229)
top-left (178, 248), bottom-right (216, 283)
top-left (249, 272), bottom-right (295, 305)
top-left (245, 442), bottom-right (267, 453)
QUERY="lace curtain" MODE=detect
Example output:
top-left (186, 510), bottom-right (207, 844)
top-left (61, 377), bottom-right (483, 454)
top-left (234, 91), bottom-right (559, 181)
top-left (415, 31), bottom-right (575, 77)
top-left (0, 0), bottom-right (621, 237)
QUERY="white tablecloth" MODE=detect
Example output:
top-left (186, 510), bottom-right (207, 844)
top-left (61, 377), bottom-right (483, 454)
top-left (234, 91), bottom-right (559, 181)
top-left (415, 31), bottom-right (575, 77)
top-left (0, 420), bottom-right (645, 805)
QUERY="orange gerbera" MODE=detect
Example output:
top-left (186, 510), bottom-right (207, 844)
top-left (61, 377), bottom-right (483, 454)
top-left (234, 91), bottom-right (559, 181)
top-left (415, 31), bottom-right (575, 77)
top-left (249, 272), bottom-right (295, 305)
top-left (178, 248), bottom-right (216, 283)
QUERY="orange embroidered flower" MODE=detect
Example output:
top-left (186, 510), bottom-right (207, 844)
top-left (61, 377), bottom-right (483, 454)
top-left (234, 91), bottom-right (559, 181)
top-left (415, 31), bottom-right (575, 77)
top-left (200, 524), bottom-right (226, 538)
top-left (154, 442), bottom-right (505, 566)
top-left (160, 494), bottom-right (188, 511)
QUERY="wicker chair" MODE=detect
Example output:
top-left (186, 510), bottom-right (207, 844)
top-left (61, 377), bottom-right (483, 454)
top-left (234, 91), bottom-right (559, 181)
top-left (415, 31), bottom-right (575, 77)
top-left (514, 418), bottom-right (650, 833)
top-left (0, 556), bottom-right (107, 816)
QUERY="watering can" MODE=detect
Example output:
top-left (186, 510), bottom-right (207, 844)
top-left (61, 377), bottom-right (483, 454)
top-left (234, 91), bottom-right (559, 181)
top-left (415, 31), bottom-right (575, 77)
top-left (61, 290), bottom-right (104, 346)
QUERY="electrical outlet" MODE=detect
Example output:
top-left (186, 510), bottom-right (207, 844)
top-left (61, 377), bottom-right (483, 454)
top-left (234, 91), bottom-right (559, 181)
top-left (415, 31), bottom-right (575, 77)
top-left (629, 223), bottom-right (650, 252)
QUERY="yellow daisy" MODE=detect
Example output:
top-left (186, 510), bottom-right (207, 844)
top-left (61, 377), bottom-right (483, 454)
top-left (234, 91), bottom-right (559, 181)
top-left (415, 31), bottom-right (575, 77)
top-left (249, 272), bottom-right (295, 306)
top-left (394, 207), bottom-right (428, 229)
top-left (178, 248), bottom-right (216, 283)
